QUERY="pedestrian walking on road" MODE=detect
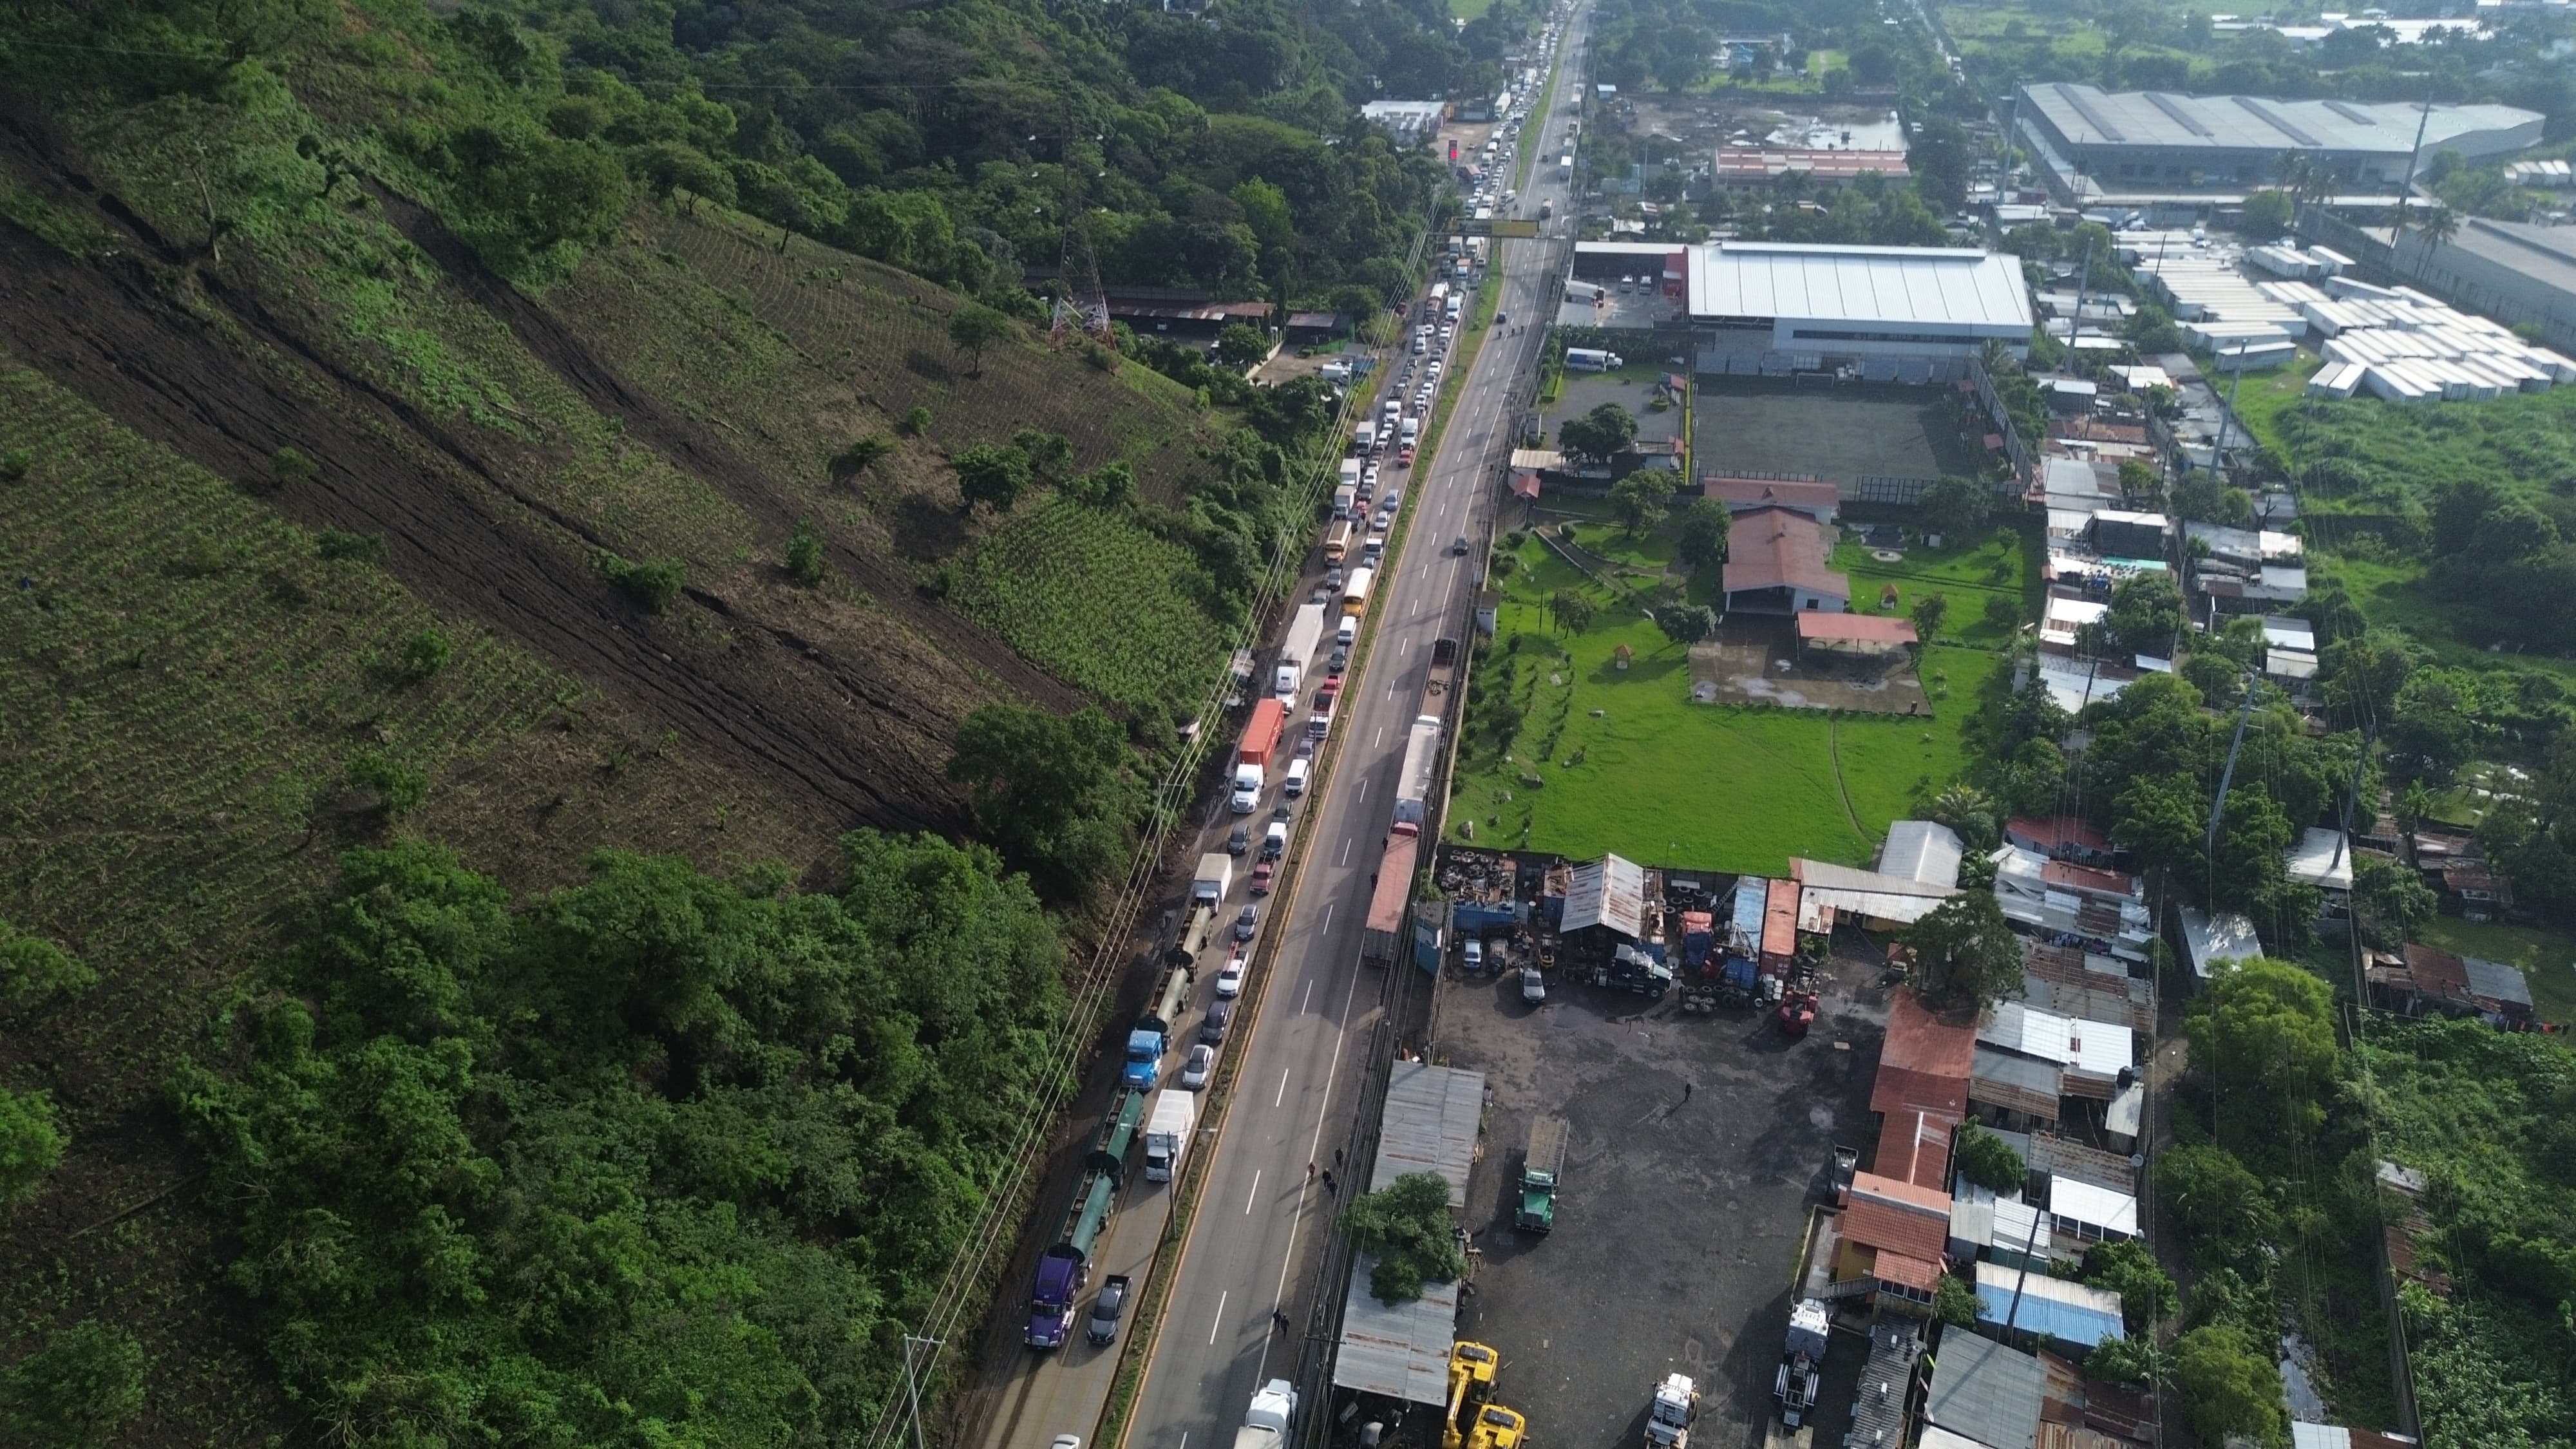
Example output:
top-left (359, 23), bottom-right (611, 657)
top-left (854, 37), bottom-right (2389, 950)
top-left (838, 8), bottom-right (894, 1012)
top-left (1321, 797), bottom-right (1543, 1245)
top-left (1274, 1309), bottom-right (1291, 1333)
top-left (1307, 1160), bottom-right (1317, 1181)
top-left (1322, 1171), bottom-right (1338, 1195)
top-left (1682, 1081), bottom-right (1694, 1103)
top-left (1334, 1148), bottom-right (1345, 1169)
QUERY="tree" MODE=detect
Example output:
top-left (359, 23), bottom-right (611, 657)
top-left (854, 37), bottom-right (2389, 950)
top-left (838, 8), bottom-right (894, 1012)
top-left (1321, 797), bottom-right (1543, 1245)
top-left (1607, 474), bottom-right (1671, 537)
top-left (1903, 893), bottom-right (2023, 1011)
top-left (2174, 1324), bottom-right (2289, 1448)
top-left (1909, 592), bottom-right (1951, 640)
top-left (2155, 1143), bottom-right (2278, 1268)
top-left (2, 1320), bottom-right (145, 1447)
top-left (2417, 205), bottom-right (2461, 249)
top-left (1214, 323), bottom-right (1271, 372)
top-left (400, 627), bottom-right (453, 679)
top-left (2115, 457), bottom-right (2160, 504)
top-left (829, 434), bottom-right (895, 484)
top-left (1012, 429), bottom-right (1075, 487)
top-left (1918, 475), bottom-right (1991, 541)
top-left (1933, 1272), bottom-right (1980, 1327)
top-left (2188, 956), bottom-right (2339, 1148)
top-left (1, 920), bottom-right (98, 1009)
top-left (1557, 403), bottom-right (1638, 466)
top-left (346, 749), bottom-right (428, 820)
top-left (1063, 460), bottom-right (1135, 509)
top-left (2353, 853), bottom-right (2437, 947)
top-left (1675, 498), bottom-right (1730, 569)
top-left (1548, 589), bottom-right (1597, 636)
top-left (638, 140), bottom-right (736, 213)
top-left (1654, 605), bottom-right (1717, 645)
top-left (2086, 1334), bottom-right (2173, 1388)
top-left (1931, 783), bottom-right (1998, 851)
top-left (0, 1087), bottom-right (66, 1207)
top-left (1342, 1171), bottom-right (1468, 1304)
top-left (2240, 189), bottom-right (2296, 237)
top-left (1951, 1121), bottom-right (2025, 1193)
top-left (2081, 1238), bottom-right (2178, 1329)
top-left (2103, 572), bottom-right (2182, 656)
top-left (947, 303), bottom-right (1015, 377)
top-left (952, 444), bottom-right (1032, 514)
top-left (947, 704), bottom-right (1142, 902)
top-left (785, 519), bottom-right (826, 585)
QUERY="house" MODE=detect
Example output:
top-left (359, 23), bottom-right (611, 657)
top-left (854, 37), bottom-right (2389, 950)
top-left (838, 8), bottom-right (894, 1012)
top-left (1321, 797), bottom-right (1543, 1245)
top-left (1833, 1171), bottom-right (1954, 1316)
top-left (1871, 991), bottom-right (1976, 1191)
top-left (1920, 1332), bottom-right (2046, 1449)
top-left (2020, 943), bottom-right (2155, 1032)
top-left (1880, 821), bottom-right (1965, 889)
top-left (1702, 475), bottom-right (1839, 524)
top-left (1950, 1186), bottom-right (2054, 1272)
top-left (2293, 1425), bottom-right (2420, 1449)
top-left (1721, 506), bottom-right (1849, 614)
top-left (2464, 955), bottom-right (2535, 1027)
top-left (2045, 1176), bottom-right (2137, 1245)
top-left (1972, 1260), bottom-right (2126, 1350)
top-left (1971, 1046), bottom-right (2065, 1132)
top-left (2088, 509), bottom-right (2169, 562)
top-left (1282, 310), bottom-right (1350, 341)
top-left (1101, 291), bottom-right (1274, 344)
top-left (2004, 816), bottom-right (2114, 867)
top-left (1979, 1002), bottom-right (2133, 1099)
top-left (2427, 856), bottom-right (2512, 918)
top-left (2039, 592), bottom-right (2108, 652)
top-left (2178, 906), bottom-right (2262, 980)
top-left (2027, 1131), bottom-right (2139, 1195)
top-left (1992, 846), bottom-right (2151, 956)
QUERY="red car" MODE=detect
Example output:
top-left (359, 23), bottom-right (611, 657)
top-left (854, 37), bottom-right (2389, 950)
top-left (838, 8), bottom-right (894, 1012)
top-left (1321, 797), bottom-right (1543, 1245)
top-left (1398, 446), bottom-right (1417, 468)
top-left (1316, 677), bottom-right (1342, 710)
top-left (1249, 861), bottom-right (1275, 895)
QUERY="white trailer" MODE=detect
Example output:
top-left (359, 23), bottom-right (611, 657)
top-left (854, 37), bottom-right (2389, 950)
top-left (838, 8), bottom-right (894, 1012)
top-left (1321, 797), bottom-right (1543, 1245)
top-left (1394, 715), bottom-right (1443, 825)
top-left (1276, 603), bottom-right (1327, 697)
top-left (1143, 1090), bottom-right (1196, 1182)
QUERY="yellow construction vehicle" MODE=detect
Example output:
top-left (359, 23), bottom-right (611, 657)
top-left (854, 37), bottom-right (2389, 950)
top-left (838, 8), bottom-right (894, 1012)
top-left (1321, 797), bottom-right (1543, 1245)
top-left (1440, 1343), bottom-right (1499, 1449)
top-left (1468, 1404), bottom-right (1528, 1449)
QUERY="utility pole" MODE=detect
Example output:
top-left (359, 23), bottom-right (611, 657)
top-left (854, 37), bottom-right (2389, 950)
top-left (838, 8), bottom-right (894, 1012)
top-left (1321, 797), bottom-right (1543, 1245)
top-left (900, 1334), bottom-right (940, 1449)
top-left (2204, 672), bottom-right (2264, 914)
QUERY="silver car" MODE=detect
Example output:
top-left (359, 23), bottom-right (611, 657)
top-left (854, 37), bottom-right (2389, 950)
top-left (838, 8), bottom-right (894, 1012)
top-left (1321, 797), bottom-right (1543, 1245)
top-left (1181, 1043), bottom-right (1215, 1090)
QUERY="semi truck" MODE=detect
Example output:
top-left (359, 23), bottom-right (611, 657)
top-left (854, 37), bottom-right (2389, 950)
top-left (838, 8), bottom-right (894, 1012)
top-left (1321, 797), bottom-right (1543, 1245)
top-left (1645, 1373), bottom-right (1698, 1449)
top-left (1774, 1298), bottom-right (1830, 1428)
top-left (1027, 1099), bottom-right (1134, 1347)
top-left (1277, 603), bottom-right (1327, 697)
top-left (1565, 347), bottom-right (1624, 372)
top-left (1421, 636), bottom-right (1459, 717)
top-left (1235, 1379), bottom-right (1299, 1449)
top-left (1122, 1019), bottom-right (1167, 1091)
top-left (1361, 822), bottom-right (1421, 968)
top-left (1239, 697), bottom-right (1285, 770)
top-left (1195, 852), bottom-right (1233, 912)
top-left (1142, 1088), bottom-right (1195, 1182)
top-left (1515, 1115), bottom-right (1568, 1233)
top-left (1395, 716), bottom-right (1444, 826)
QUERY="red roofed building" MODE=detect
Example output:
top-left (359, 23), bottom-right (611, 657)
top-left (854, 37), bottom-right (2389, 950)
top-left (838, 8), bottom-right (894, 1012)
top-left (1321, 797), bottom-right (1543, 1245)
top-left (2041, 860), bottom-right (2141, 905)
top-left (1835, 1171), bottom-right (1953, 1315)
top-left (1795, 612), bottom-right (1917, 659)
top-left (1872, 990), bottom-right (1976, 1116)
top-left (1722, 506), bottom-right (1850, 615)
top-left (2005, 815), bottom-right (2115, 867)
top-left (1703, 476), bottom-right (1840, 525)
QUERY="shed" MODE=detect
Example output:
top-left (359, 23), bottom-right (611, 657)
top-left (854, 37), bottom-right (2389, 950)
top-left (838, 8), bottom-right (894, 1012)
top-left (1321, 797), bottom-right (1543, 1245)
top-left (2461, 954), bottom-right (2535, 1025)
top-left (2045, 1177), bottom-right (2138, 1243)
top-left (2179, 907), bottom-right (2261, 980)
top-left (2286, 828), bottom-right (2355, 892)
top-left (1922, 1331), bottom-right (2045, 1449)
top-left (1879, 820), bottom-right (1965, 889)
top-left (1794, 857), bottom-right (1958, 929)
top-left (1369, 1061), bottom-right (1486, 1209)
top-left (1973, 1260), bottom-right (2126, 1349)
top-left (1334, 1269), bottom-right (1461, 1406)
top-left (1971, 1045), bottom-right (2065, 1128)
top-left (1560, 853), bottom-right (1649, 943)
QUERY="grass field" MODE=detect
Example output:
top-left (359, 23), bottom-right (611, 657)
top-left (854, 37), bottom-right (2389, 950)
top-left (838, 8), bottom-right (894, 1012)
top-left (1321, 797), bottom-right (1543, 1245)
top-left (1444, 529), bottom-right (2007, 874)
top-left (2209, 354), bottom-right (2324, 460)
top-left (2310, 553), bottom-right (2576, 682)
top-left (950, 499), bottom-right (1227, 710)
top-left (2412, 916), bottom-right (2576, 1027)
top-left (1830, 525), bottom-right (2039, 649)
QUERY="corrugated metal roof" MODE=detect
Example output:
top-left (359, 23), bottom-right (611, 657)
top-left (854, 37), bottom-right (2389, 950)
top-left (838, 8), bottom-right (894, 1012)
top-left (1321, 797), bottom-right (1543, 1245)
top-left (2463, 954), bottom-right (2534, 1009)
top-left (1924, 1330), bottom-right (2045, 1449)
top-left (1975, 1261), bottom-right (2126, 1347)
top-left (2027, 1133), bottom-right (2136, 1194)
top-left (1561, 853), bottom-right (1649, 938)
top-left (1873, 991), bottom-right (1978, 1119)
top-left (2180, 907), bottom-right (2262, 978)
top-left (1846, 1172), bottom-right (1953, 1262)
top-left (1980, 1003), bottom-right (2133, 1079)
top-left (2047, 1177), bottom-right (2138, 1238)
top-left (2019, 974), bottom-right (2153, 1034)
top-left (1689, 242), bottom-right (2034, 334)
top-left (1850, 1321), bottom-right (1927, 1446)
top-left (1881, 821), bottom-right (1965, 888)
top-left (1333, 1260), bottom-right (1461, 1405)
top-left (2022, 82), bottom-right (2540, 158)
top-left (1972, 1046), bottom-right (2064, 1121)
top-left (1370, 1062), bottom-right (1486, 1209)
top-left (2286, 828), bottom-right (2355, 891)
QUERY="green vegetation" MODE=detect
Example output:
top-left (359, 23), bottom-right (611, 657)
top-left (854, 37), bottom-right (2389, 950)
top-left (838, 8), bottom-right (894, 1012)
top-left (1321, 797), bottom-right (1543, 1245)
top-left (945, 704), bottom-right (1146, 905)
top-left (2, 1319), bottom-right (147, 1448)
top-left (0, 1088), bottom-right (66, 1207)
top-left (951, 500), bottom-right (1229, 714)
top-left (1830, 527), bottom-right (2036, 649)
top-left (1950, 1120), bottom-right (2026, 1193)
top-left (172, 834), bottom-right (1065, 1446)
top-left (0, 919), bottom-right (98, 1009)
top-left (1343, 1171), bottom-right (1468, 1305)
top-left (1904, 892), bottom-right (2025, 1011)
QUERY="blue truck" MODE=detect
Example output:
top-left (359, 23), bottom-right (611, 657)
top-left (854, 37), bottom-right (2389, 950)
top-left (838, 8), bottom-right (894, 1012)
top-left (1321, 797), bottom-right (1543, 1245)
top-left (1123, 1019), bottom-right (1169, 1090)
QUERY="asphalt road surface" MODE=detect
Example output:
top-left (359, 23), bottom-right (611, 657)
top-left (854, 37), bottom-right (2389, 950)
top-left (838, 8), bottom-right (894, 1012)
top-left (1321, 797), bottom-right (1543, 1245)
top-left (1119, 16), bottom-right (1593, 1449)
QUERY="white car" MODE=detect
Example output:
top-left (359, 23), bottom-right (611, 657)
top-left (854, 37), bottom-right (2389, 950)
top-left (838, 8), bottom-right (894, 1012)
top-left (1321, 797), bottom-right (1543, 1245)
top-left (1371, 511), bottom-right (1391, 533)
top-left (1180, 1043), bottom-right (1215, 1091)
top-left (1217, 953), bottom-right (1246, 999)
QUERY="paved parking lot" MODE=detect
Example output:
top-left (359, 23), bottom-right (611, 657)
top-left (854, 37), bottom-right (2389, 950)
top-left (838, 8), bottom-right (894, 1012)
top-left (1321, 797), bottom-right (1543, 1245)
top-left (1434, 938), bottom-right (1891, 1449)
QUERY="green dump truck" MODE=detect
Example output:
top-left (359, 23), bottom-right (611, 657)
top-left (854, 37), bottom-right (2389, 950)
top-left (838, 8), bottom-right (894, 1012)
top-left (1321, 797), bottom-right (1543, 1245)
top-left (1515, 1115), bottom-right (1568, 1233)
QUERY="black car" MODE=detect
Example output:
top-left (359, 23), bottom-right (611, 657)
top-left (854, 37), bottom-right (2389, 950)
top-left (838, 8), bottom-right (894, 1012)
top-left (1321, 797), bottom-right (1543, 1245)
top-left (1233, 904), bottom-right (1259, 942)
top-left (1327, 646), bottom-right (1350, 676)
top-left (1200, 998), bottom-right (1234, 1044)
top-left (1087, 1274), bottom-right (1132, 1346)
top-left (1227, 823), bottom-right (1251, 855)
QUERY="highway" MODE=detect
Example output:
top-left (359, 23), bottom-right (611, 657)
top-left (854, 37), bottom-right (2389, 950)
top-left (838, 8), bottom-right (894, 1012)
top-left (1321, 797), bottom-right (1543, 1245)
top-left (1119, 12), bottom-right (1591, 1449)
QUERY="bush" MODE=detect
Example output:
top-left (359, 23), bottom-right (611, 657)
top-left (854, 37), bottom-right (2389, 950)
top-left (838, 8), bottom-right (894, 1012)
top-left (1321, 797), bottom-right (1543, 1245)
top-left (0, 1087), bottom-right (67, 1207)
top-left (1, 1320), bottom-right (145, 1447)
top-left (316, 529), bottom-right (387, 563)
top-left (2173, 1323), bottom-right (2289, 1448)
top-left (1983, 594), bottom-right (2020, 630)
top-left (1, 919), bottom-right (99, 1008)
top-left (828, 435), bottom-right (895, 483)
top-left (900, 406), bottom-right (933, 437)
top-left (2081, 1237), bottom-right (2178, 1329)
top-left (786, 519), bottom-right (827, 584)
top-left (346, 749), bottom-right (428, 820)
top-left (400, 627), bottom-right (453, 679)
top-left (271, 446), bottom-right (316, 486)
top-left (1951, 1121), bottom-right (2026, 1192)
top-left (1934, 1272), bottom-right (1980, 1327)
top-left (0, 448), bottom-right (31, 481)
top-left (597, 552), bottom-right (686, 612)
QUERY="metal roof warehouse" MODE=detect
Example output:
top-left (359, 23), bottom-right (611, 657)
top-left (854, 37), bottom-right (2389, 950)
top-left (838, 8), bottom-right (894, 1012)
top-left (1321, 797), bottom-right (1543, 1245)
top-left (1683, 242), bottom-right (2034, 361)
top-left (1337, 1062), bottom-right (1486, 1406)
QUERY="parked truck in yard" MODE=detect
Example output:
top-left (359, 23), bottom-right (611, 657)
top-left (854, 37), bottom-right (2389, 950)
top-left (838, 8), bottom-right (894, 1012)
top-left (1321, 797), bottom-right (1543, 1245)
top-left (1645, 1373), bottom-right (1698, 1449)
top-left (1361, 823), bottom-right (1421, 968)
top-left (1515, 1115), bottom-right (1567, 1232)
top-left (1276, 603), bottom-right (1327, 698)
top-left (1774, 1298), bottom-right (1830, 1428)
top-left (1564, 347), bottom-right (1623, 372)
top-left (1142, 1088), bottom-right (1195, 1182)
top-left (1235, 1379), bottom-right (1299, 1449)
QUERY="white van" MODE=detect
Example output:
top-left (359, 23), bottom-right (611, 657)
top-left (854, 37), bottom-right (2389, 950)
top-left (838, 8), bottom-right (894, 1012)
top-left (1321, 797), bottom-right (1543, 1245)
top-left (1336, 614), bottom-right (1358, 647)
top-left (1284, 759), bottom-right (1309, 797)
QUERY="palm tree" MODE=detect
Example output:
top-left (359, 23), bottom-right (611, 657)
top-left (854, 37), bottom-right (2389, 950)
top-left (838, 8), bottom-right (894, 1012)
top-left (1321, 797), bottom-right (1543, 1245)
top-left (2419, 205), bottom-right (2460, 249)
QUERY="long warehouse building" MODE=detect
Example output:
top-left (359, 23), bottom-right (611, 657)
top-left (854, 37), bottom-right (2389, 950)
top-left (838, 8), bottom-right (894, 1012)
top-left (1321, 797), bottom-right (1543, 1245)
top-left (2017, 82), bottom-right (2543, 205)
top-left (1683, 242), bottom-right (2034, 363)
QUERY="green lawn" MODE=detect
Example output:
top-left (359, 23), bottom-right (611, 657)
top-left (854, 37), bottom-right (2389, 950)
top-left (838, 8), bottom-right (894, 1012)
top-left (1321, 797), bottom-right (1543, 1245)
top-left (1445, 530), bottom-right (2008, 875)
top-left (2204, 353), bottom-right (2323, 460)
top-left (2412, 916), bottom-right (2576, 1027)
top-left (1830, 526), bottom-right (2038, 650)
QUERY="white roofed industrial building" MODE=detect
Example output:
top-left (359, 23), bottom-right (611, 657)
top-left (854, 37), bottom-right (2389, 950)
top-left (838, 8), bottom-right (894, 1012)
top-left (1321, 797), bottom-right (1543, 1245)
top-left (1683, 242), bottom-right (2034, 361)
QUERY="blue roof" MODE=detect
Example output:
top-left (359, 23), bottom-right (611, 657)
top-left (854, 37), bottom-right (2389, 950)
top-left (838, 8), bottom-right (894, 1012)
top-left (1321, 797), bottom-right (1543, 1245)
top-left (1976, 1281), bottom-right (2124, 1348)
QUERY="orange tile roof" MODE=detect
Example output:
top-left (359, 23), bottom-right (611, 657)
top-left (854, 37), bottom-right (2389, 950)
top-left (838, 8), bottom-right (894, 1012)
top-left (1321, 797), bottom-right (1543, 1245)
top-left (1873, 1251), bottom-right (1944, 1292)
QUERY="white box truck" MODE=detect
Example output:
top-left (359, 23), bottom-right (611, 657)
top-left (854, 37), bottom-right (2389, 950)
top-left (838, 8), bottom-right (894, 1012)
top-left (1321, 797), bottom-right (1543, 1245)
top-left (1143, 1090), bottom-right (1195, 1182)
top-left (1565, 347), bottom-right (1624, 372)
top-left (1400, 416), bottom-right (1421, 448)
top-left (1276, 602), bottom-right (1327, 698)
top-left (1354, 421), bottom-right (1376, 451)
top-left (1235, 1380), bottom-right (1299, 1449)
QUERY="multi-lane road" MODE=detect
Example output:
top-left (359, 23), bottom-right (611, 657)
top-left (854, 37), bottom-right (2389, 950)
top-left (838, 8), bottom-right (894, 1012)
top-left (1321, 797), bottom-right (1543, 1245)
top-left (1121, 17), bottom-right (1591, 1449)
top-left (953, 14), bottom-right (1589, 1449)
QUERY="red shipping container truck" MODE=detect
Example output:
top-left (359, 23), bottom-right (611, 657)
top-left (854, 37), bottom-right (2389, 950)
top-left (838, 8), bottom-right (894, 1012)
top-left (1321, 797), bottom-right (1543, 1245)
top-left (1759, 878), bottom-right (1799, 979)
top-left (1238, 698), bottom-right (1286, 770)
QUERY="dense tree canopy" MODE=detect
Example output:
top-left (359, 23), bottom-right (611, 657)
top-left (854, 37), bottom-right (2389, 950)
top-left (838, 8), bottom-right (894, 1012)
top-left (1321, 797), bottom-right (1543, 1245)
top-left (172, 835), bottom-right (1068, 1447)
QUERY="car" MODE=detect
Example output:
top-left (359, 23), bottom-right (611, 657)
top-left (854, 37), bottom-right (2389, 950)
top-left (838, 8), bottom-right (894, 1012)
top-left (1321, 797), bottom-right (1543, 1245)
top-left (1233, 904), bottom-right (1259, 942)
top-left (1521, 966), bottom-right (1547, 1003)
top-left (1053, 1436), bottom-right (1083, 1449)
top-left (1088, 1276), bottom-right (1132, 1346)
top-left (1619, 274), bottom-right (1634, 291)
top-left (1311, 583), bottom-right (1333, 605)
top-left (1371, 512), bottom-right (1391, 533)
top-left (1217, 952), bottom-right (1247, 996)
top-left (1494, 312), bottom-right (1508, 326)
top-left (1328, 645), bottom-right (1350, 676)
top-left (1463, 938), bottom-right (1484, 971)
top-left (1325, 565), bottom-right (1344, 589)
top-left (1248, 861), bottom-right (1274, 896)
top-left (1379, 495), bottom-right (1401, 520)
top-left (1180, 1043), bottom-right (1215, 1090)
top-left (1200, 997), bottom-right (1234, 1043)
top-left (1262, 821), bottom-right (1289, 859)
top-left (1227, 822), bottom-right (1251, 855)
top-left (1453, 535), bottom-right (1470, 555)
top-left (1398, 446), bottom-right (1416, 467)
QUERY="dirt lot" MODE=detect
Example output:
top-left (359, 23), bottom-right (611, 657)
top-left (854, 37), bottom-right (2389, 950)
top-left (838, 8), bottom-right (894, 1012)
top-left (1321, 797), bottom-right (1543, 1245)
top-left (1437, 937), bottom-right (1894, 1449)
top-left (1689, 616), bottom-right (1927, 715)
top-left (1692, 379), bottom-right (1984, 488)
